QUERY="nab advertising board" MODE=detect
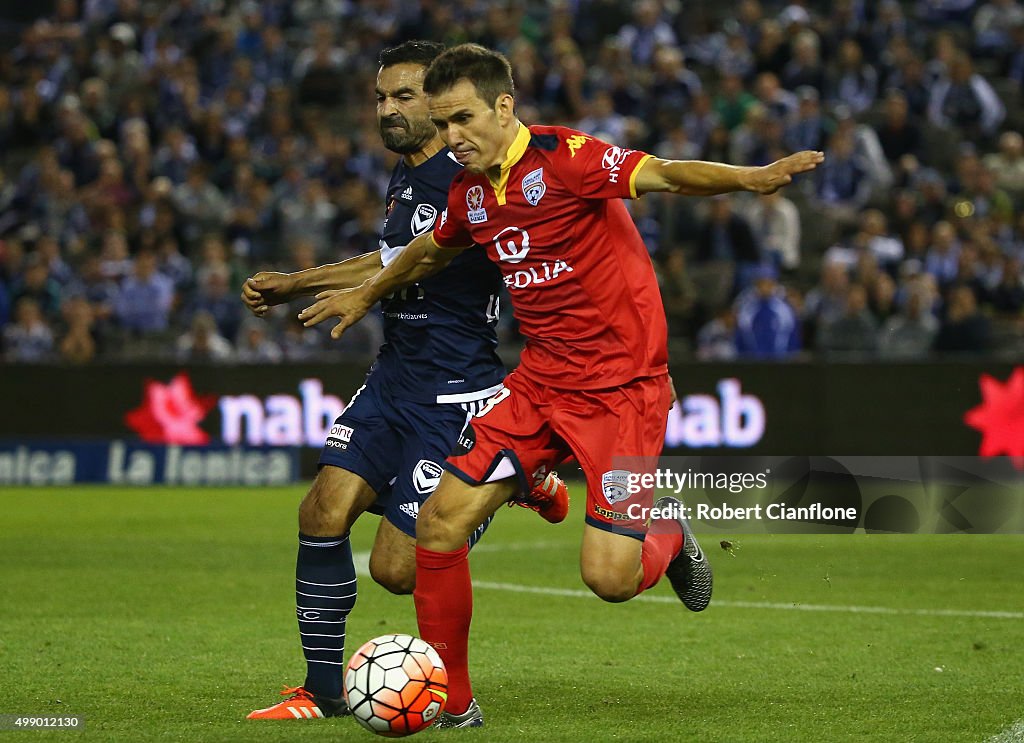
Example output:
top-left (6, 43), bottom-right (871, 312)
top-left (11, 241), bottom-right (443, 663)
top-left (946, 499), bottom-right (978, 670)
top-left (0, 362), bottom-right (1020, 484)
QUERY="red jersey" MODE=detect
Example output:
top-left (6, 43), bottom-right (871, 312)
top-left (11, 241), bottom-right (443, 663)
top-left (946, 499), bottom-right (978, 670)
top-left (432, 124), bottom-right (668, 389)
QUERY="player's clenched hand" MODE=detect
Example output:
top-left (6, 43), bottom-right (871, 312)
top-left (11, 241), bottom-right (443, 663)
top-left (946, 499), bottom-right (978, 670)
top-left (750, 151), bottom-right (824, 194)
top-left (241, 272), bottom-right (296, 317)
top-left (298, 287), bottom-right (374, 340)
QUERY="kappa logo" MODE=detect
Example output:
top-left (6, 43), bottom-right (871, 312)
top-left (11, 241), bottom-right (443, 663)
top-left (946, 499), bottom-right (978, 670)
top-left (411, 203), bottom-right (438, 235)
top-left (566, 134), bottom-right (590, 157)
top-left (602, 146), bottom-right (633, 184)
top-left (521, 167), bottom-right (547, 206)
top-left (466, 185), bottom-right (488, 223)
top-left (492, 225), bottom-right (531, 263)
top-left (601, 469), bottom-right (632, 505)
top-left (413, 459), bottom-right (444, 495)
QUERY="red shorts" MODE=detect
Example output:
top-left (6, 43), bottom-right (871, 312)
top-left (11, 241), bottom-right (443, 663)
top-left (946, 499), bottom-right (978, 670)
top-left (445, 371), bottom-right (671, 538)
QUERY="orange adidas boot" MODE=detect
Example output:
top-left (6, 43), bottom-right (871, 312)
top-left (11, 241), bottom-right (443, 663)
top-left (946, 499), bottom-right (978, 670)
top-left (247, 686), bottom-right (349, 720)
top-left (511, 470), bottom-right (569, 523)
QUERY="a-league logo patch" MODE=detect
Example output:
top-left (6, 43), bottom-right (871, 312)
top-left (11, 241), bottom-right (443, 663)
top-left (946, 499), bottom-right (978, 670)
top-left (413, 460), bottom-right (444, 495)
top-left (466, 185), bottom-right (487, 224)
top-left (601, 470), bottom-right (632, 505)
top-left (521, 167), bottom-right (546, 206)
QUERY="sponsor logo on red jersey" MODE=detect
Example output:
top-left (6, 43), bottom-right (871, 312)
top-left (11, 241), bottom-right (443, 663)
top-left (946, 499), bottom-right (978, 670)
top-left (492, 225), bottom-right (531, 263)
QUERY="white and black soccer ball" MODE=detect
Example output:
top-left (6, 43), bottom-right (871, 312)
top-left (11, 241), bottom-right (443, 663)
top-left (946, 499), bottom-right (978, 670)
top-left (344, 633), bottom-right (448, 737)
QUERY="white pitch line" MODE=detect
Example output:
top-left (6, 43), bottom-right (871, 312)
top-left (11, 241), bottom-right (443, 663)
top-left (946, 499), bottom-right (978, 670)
top-left (353, 551), bottom-right (1024, 620)
top-left (988, 719), bottom-right (1024, 742)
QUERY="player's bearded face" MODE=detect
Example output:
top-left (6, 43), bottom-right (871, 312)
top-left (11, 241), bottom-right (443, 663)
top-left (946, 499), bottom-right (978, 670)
top-left (376, 64), bottom-right (436, 155)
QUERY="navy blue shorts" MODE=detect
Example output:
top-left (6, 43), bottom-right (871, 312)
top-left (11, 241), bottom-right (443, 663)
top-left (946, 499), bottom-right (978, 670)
top-left (318, 372), bottom-right (492, 540)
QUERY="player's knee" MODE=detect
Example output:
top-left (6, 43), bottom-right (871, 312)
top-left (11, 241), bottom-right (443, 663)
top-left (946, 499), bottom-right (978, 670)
top-left (369, 556), bottom-right (415, 595)
top-left (298, 480), bottom-right (353, 536)
top-left (581, 566), bottom-right (635, 603)
top-left (416, 496), bottom-right (465, 550)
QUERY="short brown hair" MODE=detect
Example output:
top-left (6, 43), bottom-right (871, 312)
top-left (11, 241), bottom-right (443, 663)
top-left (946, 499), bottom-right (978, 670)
top-left (423, 43), bottom-right (515, 107)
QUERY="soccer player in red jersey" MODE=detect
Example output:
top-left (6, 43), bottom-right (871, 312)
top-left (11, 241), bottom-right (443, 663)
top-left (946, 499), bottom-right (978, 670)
top-left (299, 43), bottom-right (823, 727)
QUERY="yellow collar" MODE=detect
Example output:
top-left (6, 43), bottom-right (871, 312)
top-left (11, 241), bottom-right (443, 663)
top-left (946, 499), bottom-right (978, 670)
top-left (487, 122), bottom-right (530, 206)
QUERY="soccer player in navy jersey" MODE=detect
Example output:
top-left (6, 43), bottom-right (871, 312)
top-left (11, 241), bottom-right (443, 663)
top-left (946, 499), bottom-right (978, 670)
top-left (242, 41), bottom-right (567, 722)
top-left (300, 43), bottom-right (822, 728)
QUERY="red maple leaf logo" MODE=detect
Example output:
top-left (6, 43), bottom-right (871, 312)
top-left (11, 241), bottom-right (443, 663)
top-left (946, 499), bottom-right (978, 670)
top-left (124, 372), bottom-right (216, 444)
top-left (963, 367), bottom-right (1024, 463)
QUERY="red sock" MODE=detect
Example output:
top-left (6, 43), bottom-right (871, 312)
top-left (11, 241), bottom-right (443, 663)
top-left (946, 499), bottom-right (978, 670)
top-left (634, 521), bottom-right (684, 596)
top-left (414, 545), bottom-right (473, 714)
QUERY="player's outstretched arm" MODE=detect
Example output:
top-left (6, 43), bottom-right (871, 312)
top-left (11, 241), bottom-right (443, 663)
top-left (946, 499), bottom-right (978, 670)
top-left (298, 233), bottom-right (468, 339)
top-left (634, 151), bottom-right (824, 197)
top-left (241, 252), bottom-right (385, 317)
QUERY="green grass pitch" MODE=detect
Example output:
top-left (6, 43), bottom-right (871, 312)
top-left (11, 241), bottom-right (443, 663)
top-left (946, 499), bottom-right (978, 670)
top-left (2, 486), bottom-right (1023, 742)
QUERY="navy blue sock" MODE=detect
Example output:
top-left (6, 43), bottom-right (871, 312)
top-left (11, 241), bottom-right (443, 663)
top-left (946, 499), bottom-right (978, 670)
top-left (296, 532), bottom-right (356, 699)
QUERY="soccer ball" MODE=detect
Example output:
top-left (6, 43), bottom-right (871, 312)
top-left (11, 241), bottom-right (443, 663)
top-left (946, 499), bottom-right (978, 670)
top-left (344, 633), bottom-right (448, 737)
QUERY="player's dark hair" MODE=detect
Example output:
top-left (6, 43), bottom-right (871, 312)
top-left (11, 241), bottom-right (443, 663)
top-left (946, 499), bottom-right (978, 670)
top-left (423, 43), bottom-right (515, 107)
top-left (378, 40), bottom-right (446, 70)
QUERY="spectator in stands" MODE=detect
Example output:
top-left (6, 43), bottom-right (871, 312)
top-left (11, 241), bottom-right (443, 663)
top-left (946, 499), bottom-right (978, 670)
top-left (817, 283), bottom-right (879, 355)
top-left (827, 39), bottom-right (878, 115)
top-left (114, 248), bottom-right (174, 334)
top-left (57, 294), bottom-right (97, 364)
top-left (983, 131), bottom-right (1024, 202)
top-left (713, 72), bottom-right (757, 131)
top-left (576, 90), bottom-right (629, 144)
top-left (753, 72), bottom-right (797, 122)
top-left (878, 287), bottom-right (940, 359)
top-left (172, 163), bottom-right (230, 247)
top-left (10, 253), bottom-right (62, 319)
top-left (695, 195), bottom-right (761, 292)
top-left (781, 29), bottom-right (826, 94)
top-left (236, 316), bottom-right (283, 364)
top-left (815, 128), bottom-right (873, 223)
top-left (696, 307), bottom-right (738, 361)
top-left (875, 89), bottom-right (923, 178)
top-left (805, 259), bottom-right (851, 329)
top-left (925, 221), bottom-right (964, 286)
top-left (974, 0), bottom-right (1024, 56)
top-left (3, 296), bottom-right (55, 362)
top-left (734, 265), bottom-right (801, 359)
top-left (855, 209), bottom-right (905, 270)
top-left (616, 0), bottom-right (677, 67)
top-left (738, 190), bottom-right (801, 272)
top-left (659, 248), bottom-right (699, 341)
top-left (934, 284), bottom-right (992, 352)
top-left (682, 90), bottom-right (721, 154)
top-left (988, 256), bottom-right (1024, 312)
top-left (928, 51), bottom-right (1006, 141)
top-left (785, 86), bottom-right (829, 154)
top-left (176, 310), bottom-right (233, 362)
top-left (190, 262), bottom-right (241, 342)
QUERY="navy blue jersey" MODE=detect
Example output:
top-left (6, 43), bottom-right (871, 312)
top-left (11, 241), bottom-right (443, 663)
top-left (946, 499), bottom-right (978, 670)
top-left (374, 148), bottom-right (505, 403)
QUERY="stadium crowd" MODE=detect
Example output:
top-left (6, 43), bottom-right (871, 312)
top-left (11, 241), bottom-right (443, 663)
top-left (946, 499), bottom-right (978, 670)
top-left (2, 0), bottom-right (1024, 364)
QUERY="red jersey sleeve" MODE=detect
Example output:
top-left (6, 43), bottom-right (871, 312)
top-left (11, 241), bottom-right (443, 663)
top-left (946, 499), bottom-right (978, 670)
top-left (431, 177), bottom-right (473, 248)
top-left (556, 131), bottom-right (653, 201)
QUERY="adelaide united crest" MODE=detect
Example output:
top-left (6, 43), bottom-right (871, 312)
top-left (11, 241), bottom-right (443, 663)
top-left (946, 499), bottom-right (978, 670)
top-left (521, 167), bottom-right (546, 206)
